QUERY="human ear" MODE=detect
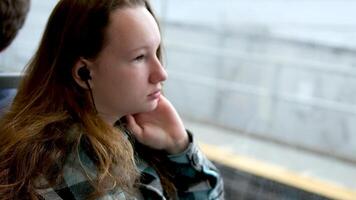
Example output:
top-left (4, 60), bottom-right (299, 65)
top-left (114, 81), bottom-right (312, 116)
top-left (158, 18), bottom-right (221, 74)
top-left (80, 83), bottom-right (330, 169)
top-left (72, 59), bottom-right (92, 89)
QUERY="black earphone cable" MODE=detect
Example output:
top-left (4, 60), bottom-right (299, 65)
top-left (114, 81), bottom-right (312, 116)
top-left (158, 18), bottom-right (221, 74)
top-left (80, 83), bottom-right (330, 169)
top-left (84, 80), bottom-right (97, 113)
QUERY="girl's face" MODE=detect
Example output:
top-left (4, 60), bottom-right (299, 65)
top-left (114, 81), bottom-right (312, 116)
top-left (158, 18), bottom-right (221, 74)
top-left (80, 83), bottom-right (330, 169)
top-left (88, 6), bottom-right (167, 124)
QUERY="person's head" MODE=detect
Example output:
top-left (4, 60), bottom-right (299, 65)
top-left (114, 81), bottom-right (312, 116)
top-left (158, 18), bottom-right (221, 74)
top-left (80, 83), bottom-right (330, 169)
top-left (72, 3), bottom-right (167, 125)
top-left (23, 0), bottom-right (166, 125)
top-left (0, 0), bottom-right (30, 52)
top-left (0, 0), bottom-right (167, 198)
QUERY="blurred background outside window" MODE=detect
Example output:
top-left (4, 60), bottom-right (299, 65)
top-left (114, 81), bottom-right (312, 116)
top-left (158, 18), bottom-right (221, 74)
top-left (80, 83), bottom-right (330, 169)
top-left (1, 0), bottom-right (356, 199)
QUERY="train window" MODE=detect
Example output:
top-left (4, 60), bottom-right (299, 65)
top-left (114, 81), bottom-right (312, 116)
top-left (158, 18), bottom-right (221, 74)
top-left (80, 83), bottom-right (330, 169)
top-left (152, 0), bottom-right (356, 199)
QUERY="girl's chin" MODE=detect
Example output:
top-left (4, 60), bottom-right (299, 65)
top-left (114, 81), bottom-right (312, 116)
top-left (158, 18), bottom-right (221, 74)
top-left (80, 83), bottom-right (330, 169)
top-left (125, 99), bottom-right (159, 115)
top-left (146, 100), bottom-right (159, 111)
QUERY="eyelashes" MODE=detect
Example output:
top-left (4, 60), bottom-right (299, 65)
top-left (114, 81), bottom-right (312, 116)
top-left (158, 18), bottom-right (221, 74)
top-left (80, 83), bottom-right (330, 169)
top-left (132, 48), bottom-right (159, 62)
top-left (134, 54), bottom-right (145, 61)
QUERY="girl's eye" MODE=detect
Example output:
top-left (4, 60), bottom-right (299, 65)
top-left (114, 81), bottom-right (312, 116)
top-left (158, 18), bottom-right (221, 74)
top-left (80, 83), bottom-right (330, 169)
top-left (134, 54), bottom-right (145, 61)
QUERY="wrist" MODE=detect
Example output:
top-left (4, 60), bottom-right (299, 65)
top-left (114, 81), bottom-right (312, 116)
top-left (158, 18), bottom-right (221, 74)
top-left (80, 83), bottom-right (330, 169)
top-left (166, 131), bottom-right (189, 154)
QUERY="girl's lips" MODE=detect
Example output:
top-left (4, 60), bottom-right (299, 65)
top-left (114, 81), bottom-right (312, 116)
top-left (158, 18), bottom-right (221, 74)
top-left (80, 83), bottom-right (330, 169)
top-left (148, 90), bottom-right (161, 100)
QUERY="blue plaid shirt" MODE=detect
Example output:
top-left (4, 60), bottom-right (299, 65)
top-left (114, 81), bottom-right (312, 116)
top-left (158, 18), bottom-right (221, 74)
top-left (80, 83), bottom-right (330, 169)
top-left (36, 125), bottom-right (224, 200)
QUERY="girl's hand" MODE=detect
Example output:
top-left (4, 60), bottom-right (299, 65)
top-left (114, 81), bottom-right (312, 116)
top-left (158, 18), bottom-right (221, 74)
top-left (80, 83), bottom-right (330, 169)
top-left (125, 95), bottom-right (189, 154)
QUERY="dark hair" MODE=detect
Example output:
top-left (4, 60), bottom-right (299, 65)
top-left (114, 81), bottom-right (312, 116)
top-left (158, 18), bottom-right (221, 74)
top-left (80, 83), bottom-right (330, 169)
top-left (0, 0), bottom-right (30, 51)
top-left (0, 0), bottom-right (167, 199)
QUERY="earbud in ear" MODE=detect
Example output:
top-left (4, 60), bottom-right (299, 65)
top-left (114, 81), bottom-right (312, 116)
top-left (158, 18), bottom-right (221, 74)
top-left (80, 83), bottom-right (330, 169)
top-left (77, 66), bottom-right (96, 111)
top-left (78, 66), bottom-right (91, 81)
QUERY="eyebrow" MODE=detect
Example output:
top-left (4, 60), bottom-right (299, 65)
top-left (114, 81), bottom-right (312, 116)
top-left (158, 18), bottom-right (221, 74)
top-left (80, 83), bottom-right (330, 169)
top-left (128, 35), bottom-right (161, 53)
top-left (128, 41), bottom-right (160, 53)
top-left (128, 45), bottom-right (149, 53)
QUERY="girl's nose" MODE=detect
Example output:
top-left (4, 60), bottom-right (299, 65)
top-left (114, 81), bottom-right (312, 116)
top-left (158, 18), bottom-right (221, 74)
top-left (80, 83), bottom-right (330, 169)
top-left (149, 57), bottom-right (168, 83)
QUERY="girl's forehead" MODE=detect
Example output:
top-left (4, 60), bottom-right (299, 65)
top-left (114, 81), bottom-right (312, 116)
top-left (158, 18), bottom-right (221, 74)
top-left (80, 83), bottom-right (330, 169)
top-left (105, 6), bottom-right (161, 51)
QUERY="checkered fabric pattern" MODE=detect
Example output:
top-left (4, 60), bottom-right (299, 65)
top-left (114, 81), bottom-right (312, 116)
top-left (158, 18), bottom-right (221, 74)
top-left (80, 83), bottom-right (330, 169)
top-left (37, 126), bottom-right (224, 200)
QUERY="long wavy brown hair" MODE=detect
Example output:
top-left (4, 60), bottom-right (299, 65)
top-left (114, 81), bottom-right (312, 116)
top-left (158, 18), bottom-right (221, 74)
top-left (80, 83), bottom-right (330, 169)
top-left (0, 0), bottom-right (171, 199)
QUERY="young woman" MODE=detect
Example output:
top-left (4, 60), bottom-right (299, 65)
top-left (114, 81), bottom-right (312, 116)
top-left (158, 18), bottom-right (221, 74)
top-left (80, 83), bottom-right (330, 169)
top-left (0, 0), bottom-right (224, 199)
